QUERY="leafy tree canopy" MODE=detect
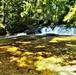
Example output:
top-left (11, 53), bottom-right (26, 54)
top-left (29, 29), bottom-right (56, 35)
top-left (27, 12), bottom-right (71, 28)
top-left (0, 0), bottom-right (76, 34)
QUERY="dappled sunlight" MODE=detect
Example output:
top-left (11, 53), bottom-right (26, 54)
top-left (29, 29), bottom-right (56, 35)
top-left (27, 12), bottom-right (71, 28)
top-left (6, 46), bottom-right (23, 56)
top-left (22, 51), bottom-right (33, 56)
top-left (66, 43), bottom-right (76, 47)
top-left (35, 52), bottom-right (52, 56)
top-left (16, 41), bottom-right (31, 45)
top-left (34, 56), bottom-right (76, 75)
top-left (0, 35), bottom-right (76, 75)
top-left (35, 45), bottom-right (46, 48)
top-left (49, 36), bottom-right (76, 43)
top-left (39, 69), bottom-right (59, 75)
top-left (49, 40), bottom-right (58, 43)
top-left (22, 41), bottom-right (31, 44)
top-left (0, 46), bottom-right (11, 53)
top-left (7, 46), bottom-right (18, 53)
top-left (35, 56), bottom-right (63, 71)
top-left (35, 52), bottom-right (43, 56)
top-left (69, 60), bottom-right (76, 65)
top-left (10, 56), bottom-right (19, 62)
top-left (9, 54), bottom-right (37, 68)
top-left (10, 56), bottom-right (27, 67)
top-left (0, 61), bottom-right (2, 65)
top-left (16, 56), bottom-right (27, 67)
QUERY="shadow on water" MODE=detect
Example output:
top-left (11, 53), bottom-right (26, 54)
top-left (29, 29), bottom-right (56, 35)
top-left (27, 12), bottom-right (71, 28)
top-left (0, 35), bottom-right (76, 75)
top-left (0, 35), bottom-right (76, 56)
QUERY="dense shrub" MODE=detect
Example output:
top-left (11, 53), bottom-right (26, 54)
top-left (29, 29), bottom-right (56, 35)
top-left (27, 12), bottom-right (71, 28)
top-left (0, 27), bottom-right (7, 35)
top-left (5, 18), bottom-right (28, 34)
top-left (63, 4), bottom-right (76, 27)
top-left (1, 0), bottom-right (76, 35)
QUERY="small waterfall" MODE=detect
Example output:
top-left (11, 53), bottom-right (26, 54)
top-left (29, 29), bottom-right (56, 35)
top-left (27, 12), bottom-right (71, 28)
top-left (74, 29), bottom-right (76, 34)
top-left (53, 26), bottom-right (61, 34)
top-left (57, 26), bottom-right (75, 35)
top-left (0, 25), bottom-right (76, 40)
top-left (17, 32), bottom-right (27, 36)
top-left (35, 26), bottom-right (76, 36)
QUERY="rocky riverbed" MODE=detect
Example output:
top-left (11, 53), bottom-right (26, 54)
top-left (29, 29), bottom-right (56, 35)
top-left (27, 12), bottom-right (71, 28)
top-left (0, 35), bottom-right (76, 75)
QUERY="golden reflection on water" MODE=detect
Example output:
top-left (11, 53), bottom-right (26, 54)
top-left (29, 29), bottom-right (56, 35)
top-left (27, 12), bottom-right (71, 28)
top-left (0, 35), bottom-right (76, 75)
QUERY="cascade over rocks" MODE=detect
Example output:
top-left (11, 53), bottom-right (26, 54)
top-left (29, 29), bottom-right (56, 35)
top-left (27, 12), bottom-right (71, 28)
top-left (25, 25), bottom-right (76, 36)
top-left (1, 25), bottom-right (76, 40)
top-left (16, 25), bottom-right (76, 36)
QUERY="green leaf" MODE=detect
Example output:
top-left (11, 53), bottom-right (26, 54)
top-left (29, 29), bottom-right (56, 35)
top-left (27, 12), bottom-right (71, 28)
top-left (37, 9), bottom-right (42, 13)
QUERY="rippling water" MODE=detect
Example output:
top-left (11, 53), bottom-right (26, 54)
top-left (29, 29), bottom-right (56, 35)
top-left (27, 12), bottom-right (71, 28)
top-left (0, 35), bottom-right (76, 75)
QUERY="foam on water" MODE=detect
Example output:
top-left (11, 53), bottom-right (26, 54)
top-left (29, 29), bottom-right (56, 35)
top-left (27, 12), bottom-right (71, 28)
top-left (35, 26), bottom-right (76, 36)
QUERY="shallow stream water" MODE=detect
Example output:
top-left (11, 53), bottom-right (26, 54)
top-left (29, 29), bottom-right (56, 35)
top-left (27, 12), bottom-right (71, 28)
top-left (0, 35), bottom-right (76, 75)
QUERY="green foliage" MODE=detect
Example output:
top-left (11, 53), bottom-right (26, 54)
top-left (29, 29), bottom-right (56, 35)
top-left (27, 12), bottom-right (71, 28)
top-left (4, 0), bottom-right (26, 34)
top-left (20, 0), bottom-right (68, 25)
top-left (0, 0), bottom-right (4, 28)
top-left (0, 27), bottom-right (6, 35)
top-left (1, 0), bottom-right (76, 34)
top-left (63, 4), bottom-right (76, 27)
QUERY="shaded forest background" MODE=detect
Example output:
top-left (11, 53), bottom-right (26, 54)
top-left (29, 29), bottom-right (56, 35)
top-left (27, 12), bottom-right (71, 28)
top-left (0, 0), bottom-right (76, 35)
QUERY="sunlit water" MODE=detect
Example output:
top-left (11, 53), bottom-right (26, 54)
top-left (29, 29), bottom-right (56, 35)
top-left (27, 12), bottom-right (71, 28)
top-left (35, 26), bottom-right (76, 36)
top-left (11, 26), bottom-right (76, 37)
top-left (0, 33), bottom-right (76, 75)
top-left (0, 26), bottom-right (76, 40)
